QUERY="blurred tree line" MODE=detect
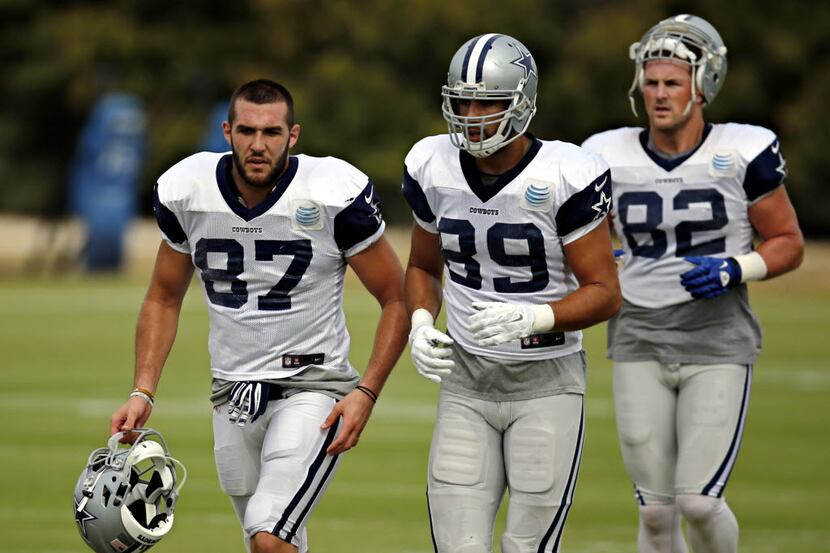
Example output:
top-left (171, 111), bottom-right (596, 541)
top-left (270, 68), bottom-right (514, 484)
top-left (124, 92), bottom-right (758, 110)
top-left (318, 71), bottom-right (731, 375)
top-left (1, 0), bottom-right (828, 234)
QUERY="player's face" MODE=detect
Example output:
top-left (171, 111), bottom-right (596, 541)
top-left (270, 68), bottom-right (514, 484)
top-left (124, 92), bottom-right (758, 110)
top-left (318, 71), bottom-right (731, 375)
top-left (224, 99), bottom-right (300, 188)
top-left (454, 99), bottom-right (510, 142)
top-left (642, 60), bottom-right (700, 132)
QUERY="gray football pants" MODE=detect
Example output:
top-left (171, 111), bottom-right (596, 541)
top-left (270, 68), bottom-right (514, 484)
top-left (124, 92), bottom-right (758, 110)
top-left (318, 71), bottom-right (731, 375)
top-left (427, 389), bottom-right (585, 553)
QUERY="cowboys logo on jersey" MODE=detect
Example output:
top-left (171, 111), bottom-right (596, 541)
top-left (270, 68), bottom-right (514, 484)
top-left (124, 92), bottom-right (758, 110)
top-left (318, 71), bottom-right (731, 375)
top-left (583, 123), bottom-right (786, 308)
top-left (154, 151), bottom-right (384, 381)
top-left (403, 133), bottom-right (611, 360)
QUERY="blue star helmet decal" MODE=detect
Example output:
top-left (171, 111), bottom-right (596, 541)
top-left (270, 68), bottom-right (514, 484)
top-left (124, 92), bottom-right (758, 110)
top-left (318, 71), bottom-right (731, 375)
top-left (74, 496), bottom-right (97, 537)
top-left (511, 48), bottom-right (536, 80)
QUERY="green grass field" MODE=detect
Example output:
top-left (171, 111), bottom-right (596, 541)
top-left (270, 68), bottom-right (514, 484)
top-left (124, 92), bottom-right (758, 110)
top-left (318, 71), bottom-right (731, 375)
top-left (1, 238), bottom-right (828, 553)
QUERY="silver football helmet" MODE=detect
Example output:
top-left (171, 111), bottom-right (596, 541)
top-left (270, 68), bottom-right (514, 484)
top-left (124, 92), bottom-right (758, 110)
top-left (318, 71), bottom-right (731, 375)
top-left (73, 429), bottom-right (186, 553)
top-left (442, 33), bottom-right (538, 158)
top-left (628, 14), bottom-right (728, 117)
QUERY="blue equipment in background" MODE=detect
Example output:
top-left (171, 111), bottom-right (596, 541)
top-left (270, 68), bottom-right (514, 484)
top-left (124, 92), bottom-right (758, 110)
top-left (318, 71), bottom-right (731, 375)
top-left (69, 93), bottom-right (147, 270)
top-left (200, 100), bottom-right (230, 153)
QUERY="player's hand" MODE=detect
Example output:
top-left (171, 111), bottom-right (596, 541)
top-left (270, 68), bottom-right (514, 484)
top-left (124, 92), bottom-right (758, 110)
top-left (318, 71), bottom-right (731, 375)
top-left (321, 387), bottom-right (376, 455)
top-left (409, 312), bottom-right (455, 384)
top-left (110, 396), bottom-right (152, 443)
top-left (680, 256), bottom-right (742, 299)
top-left (227, 381), bottom-right (272, 426)
top-left (469, 301), bottom-right (536, 346)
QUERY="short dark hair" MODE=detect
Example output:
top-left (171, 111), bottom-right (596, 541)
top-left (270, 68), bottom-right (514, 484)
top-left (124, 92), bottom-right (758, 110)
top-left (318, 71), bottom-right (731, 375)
top-left (227, 79), bottom-right (295, 126)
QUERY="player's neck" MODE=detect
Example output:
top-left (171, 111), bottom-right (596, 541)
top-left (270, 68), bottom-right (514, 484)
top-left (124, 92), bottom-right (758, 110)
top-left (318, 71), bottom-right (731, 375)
top-left (475, 134), bottom-right (531, 176)
top-left (231, 169), bottom-right (277, 208)
top-left (649, 114), bottom-right (706, 156)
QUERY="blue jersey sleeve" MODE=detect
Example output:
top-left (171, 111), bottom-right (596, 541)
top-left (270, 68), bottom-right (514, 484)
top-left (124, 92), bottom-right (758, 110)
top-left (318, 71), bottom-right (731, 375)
top-left (153, 184), bottom-right (187, 244)
top-left (334, 181), bottom-right (384, 253)
top-left (556, 169), bottom-right (612, 238)
top-left (744, 139), bottom-right (787, 202)
top-left (401, 167), bottom-right (436, 224)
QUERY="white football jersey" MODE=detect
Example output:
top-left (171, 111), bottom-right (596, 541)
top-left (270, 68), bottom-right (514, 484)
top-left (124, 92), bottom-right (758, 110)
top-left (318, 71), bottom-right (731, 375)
top-left (154, 152), bottom-right (385, 381)
top-left (403, 134), bottom-right (611, 360)
top-left (583, 123), bottom-right (786, 309)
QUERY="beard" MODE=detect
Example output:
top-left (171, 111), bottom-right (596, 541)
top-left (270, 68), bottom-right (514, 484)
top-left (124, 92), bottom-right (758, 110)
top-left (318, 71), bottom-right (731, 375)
top-left (230, 142), bottom-right (290, 189)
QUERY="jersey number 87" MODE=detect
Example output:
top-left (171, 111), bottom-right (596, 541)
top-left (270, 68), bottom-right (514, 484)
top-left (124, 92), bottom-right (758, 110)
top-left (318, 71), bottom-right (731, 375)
top-left (194, 238), bottom-right (312, 310)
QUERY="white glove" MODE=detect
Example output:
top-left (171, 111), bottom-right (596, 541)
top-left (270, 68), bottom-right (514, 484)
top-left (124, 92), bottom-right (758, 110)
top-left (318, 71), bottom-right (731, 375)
top-left (469, 301), bottom-right (555, 347)
top-left (409, 308), bottom-right (455, 383)
top-left (228, 381), bottom-right (272, 426)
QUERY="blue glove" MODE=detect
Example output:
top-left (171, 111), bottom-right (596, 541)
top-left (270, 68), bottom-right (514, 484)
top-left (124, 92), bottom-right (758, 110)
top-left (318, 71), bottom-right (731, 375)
top-left (680, 256), bottom-right (742, 299)
top-left (228, 381), bottom-right (273, 426)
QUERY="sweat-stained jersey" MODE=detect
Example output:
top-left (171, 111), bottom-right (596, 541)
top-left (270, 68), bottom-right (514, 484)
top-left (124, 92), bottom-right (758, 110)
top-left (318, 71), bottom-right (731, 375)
top-left (583, 123), bottom-right (787, 364)
top-left (403, 134), bottom-right (611, 361)
top-left (154, 152), bottom-right (385, 382)
top-left (583, 123), bottom-right (786, 309)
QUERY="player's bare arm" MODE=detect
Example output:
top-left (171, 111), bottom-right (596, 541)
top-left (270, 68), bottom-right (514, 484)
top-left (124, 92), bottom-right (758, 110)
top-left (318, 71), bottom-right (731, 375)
top-left (554, 219), bottom-right (622, 330)
top-left (748, 186), bottom-right (804, 278)
top-left (322, 235), bottom-right (407, 455)
top-left (109, 241), bottom-right (193, 437)
top-left (405, 223), bottom-right (445, 317)
top-left (404, 224), bottom-right (456, 383)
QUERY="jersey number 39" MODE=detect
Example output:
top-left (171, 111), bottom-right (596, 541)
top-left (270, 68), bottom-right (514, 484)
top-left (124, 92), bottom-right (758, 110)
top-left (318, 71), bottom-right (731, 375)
top-left (438, 218), bottom-right (548, 292)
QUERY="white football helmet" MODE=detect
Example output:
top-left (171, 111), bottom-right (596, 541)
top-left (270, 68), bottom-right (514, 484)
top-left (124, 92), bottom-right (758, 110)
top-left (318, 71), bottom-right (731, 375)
top-left (442, 33), bottom-right (538, 158)
top-left (73, 429), bottom-right (186, 553)
top-left (628, 14), bottom-right (728, 117)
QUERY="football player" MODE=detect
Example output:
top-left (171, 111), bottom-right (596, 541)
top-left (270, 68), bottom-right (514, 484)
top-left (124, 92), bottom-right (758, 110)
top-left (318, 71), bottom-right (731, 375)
top-left (110, 79), bottom-right (408, 553)
top-left (582, 15), bottom-right (804, 553)
top-left (403, 34), bottom-right (621, 553)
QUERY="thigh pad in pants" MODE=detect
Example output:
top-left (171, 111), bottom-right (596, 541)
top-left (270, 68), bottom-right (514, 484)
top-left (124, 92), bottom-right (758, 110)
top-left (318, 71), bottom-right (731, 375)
top-left (214, 392), bottom-right (341, 549)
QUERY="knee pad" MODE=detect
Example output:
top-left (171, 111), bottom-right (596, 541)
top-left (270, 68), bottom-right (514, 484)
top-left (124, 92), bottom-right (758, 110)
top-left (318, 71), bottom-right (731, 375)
top-left (502, 533), bottom-right (536, 553)
top-left (676, 494), bottom-right (723, 525)
top-left (451, 543), bottom-right (489, 553)
top-left (639, 503), bottom-right (677, 534)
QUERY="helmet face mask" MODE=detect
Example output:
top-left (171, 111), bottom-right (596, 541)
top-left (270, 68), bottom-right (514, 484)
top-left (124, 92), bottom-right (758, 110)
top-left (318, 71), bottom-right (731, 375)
top-left (627, 14), bottom-right (728, 117)
top-left (73, 429), bottom-right (186, 553)
top-left (442, 33), bottom-right (538, 158)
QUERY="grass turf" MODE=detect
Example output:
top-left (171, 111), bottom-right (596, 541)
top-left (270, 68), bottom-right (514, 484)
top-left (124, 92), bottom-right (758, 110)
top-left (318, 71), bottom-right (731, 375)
top-left (1, 240), bottom-right (828, 553)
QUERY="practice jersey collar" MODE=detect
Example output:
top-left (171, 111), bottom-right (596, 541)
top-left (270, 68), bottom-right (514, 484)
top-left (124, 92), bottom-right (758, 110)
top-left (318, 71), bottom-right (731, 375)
top-left (216, 154), bottom-right (299, 221)
top-left (639, 123), bottom-right (713, 172)
top-left (459, 133), bottom-right (543, 203)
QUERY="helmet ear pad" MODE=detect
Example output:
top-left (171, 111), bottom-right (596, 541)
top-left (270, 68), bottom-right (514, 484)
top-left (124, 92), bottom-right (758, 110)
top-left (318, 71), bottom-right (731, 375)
top-left (634, 61), bottom-right (705, 103)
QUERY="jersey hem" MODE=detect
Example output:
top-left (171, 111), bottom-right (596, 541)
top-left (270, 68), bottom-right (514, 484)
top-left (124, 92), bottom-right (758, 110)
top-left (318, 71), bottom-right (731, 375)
top-left (457, 341), bottom-right (584, 361)
top-left (608, 352), bottom-right (760, 365)
top-left (441, 382), bottom-right (585, 402)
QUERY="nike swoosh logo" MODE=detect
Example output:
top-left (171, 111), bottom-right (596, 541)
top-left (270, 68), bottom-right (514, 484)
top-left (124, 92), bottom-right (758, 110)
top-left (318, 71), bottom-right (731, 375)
top-left (771, 142), bottom-right (780, 154)
top-left (364, 192), bottom-right (374, 204)
top-left (594, 176), bottom-right (608, 192)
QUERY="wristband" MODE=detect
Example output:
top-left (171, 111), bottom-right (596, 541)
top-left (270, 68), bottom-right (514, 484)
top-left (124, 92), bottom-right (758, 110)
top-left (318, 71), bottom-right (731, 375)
top-left (531, 304), bottom-right (556, 333)
top-left (129, 390), bottom-right (155, 407)
top-left (411, 308), bottom-right (435, 329)
top-left (733, 252), bottom-right (768, 283)
top-left (132, 386), bottom-right (155, 400)
top-left (355, 385), bottom-right (378, 403)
